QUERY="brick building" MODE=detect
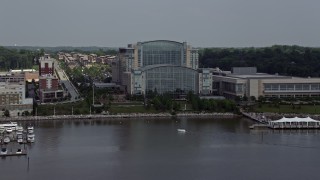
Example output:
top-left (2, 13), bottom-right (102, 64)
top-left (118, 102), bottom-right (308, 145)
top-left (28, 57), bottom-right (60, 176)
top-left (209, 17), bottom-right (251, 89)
top-left (39, 54), bottom-right (55, 75)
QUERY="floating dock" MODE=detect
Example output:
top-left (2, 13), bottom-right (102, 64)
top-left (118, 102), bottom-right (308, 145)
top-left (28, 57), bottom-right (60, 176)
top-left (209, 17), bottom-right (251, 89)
top-left (0, 152), bottom-right (27, 157)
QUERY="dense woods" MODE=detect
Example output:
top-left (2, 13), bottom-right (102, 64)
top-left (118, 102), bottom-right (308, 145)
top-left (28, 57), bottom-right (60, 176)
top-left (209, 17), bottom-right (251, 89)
top-left (200, 45), bottom-right (320, 77)
top-left (0, 46), bottom-right (43, 71)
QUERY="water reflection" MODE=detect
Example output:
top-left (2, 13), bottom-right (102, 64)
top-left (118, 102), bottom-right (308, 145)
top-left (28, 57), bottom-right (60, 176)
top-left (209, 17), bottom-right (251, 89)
top-left (2, 117), bottom-right (320, 180)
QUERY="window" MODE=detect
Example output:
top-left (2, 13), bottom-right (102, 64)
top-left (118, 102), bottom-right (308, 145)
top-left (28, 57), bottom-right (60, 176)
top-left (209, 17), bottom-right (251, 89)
top-left (311, 84), bottom-right (319, 90)
top-left (271, 84), bottom-right (279, 91)
top-left (287, 84), bottom-right (294, 90)
top-left (295, 84), bottom-right (302, 91)
top-left (303, 84), bottom-right (310, 90)
top-left (280, 84), bottom-right (286, 91)
top-left (264, 84), bottom-right (271, 91)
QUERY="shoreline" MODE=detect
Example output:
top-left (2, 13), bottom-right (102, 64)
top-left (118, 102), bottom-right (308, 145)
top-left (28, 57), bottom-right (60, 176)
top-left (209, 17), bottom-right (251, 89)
top-left (243, 111), bottom-right (320, 124)
top-left (0, 112), bottom-right (239, 122)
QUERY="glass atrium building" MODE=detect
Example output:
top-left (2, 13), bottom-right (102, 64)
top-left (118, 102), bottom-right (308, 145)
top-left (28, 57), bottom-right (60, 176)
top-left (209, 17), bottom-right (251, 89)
top-left (116, 40), bottom-right (200, 95)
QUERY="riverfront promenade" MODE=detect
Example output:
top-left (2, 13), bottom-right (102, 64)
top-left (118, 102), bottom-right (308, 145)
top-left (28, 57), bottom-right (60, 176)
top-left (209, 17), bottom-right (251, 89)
top-left (0, 112), bottom-right (237, 122)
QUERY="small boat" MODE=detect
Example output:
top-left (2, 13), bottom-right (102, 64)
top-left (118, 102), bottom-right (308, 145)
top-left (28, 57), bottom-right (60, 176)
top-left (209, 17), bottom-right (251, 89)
top-left (177, 129), bottom-right (186, 133)
top-left (10, 122), bottom-right (17, 130)
top-left (27, 134), bottom-right (35, 143)
top-left (6, 127), bottom-right (12, 133)
top-left (0, 127), bottom-right (4, 133)
top-left (17, 126), bottom-right (23, 132)
top-left (1, 148), bottom-right (7, 155)
top-left (27, 126), bottom-right (34, 134)
top-left (16, 149), bottom-right (22, 154)
top-left (10, 122), bottom-right (17, 125)
top-left (17, 133), bottom-right (23, 143)
top-left (17, 138), bottom-right (23, 144)
top-left (4, 136), bottom-right (10, 143)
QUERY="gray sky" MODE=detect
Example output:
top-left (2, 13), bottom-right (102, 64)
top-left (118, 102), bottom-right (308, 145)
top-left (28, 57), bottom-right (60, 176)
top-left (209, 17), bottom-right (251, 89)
top-left (0, 0), bottom-right (319, 47)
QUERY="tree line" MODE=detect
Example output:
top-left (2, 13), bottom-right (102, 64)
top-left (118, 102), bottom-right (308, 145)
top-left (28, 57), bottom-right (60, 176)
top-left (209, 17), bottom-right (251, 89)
top-left (128, 91), bottom-right (238, 113)
top-left (0, 46), bottom-right (44, 71)
top-left (200, 45), bottom-right (320, 77)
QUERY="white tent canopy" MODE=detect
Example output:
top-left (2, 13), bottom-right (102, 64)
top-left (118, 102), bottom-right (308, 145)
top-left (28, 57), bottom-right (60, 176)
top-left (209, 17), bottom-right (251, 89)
top-left (270, 117), bottom-right (320, 124)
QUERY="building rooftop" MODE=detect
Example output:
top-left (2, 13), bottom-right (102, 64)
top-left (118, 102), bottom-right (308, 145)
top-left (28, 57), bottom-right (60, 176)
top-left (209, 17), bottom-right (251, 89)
top-left (227, 73), bottom-right (289, 79)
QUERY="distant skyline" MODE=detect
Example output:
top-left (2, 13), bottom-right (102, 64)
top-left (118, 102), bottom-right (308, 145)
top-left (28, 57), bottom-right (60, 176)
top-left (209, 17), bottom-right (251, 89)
top-left (1, 0), bottom-right (320, 47)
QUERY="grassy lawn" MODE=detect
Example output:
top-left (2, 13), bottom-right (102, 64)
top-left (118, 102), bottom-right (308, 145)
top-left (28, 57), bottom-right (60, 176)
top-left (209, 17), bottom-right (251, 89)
top-left (32, 65), bottom-right (39, 71)
top-left (37, 101), bottom-right (89, 116)
top-left (38, 101), bottom-right (160, 115)
top-left (254, 104), bottom-right (320, 114)
top-left (37, 100), bottom-right (194, 115)
top-left (109, 105), bottom-right (159, 114)
top-left (112, 102), bottom-right (143, 106)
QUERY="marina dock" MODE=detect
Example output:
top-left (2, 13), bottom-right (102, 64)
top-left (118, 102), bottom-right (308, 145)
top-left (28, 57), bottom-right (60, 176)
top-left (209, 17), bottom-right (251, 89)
top-left (0, 152), bottom-right (27, 157)
top-left (1, 122), bottom-right (34, 157)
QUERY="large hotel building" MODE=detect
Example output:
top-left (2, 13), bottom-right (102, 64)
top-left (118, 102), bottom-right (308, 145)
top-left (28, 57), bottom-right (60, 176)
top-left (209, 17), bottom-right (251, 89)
top-left (112, 40), bottom-right (204, 95)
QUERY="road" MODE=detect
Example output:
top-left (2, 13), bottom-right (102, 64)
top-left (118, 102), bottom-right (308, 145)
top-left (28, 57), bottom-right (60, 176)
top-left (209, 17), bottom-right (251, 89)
top-left (54, 59), bottom-right (80, 102)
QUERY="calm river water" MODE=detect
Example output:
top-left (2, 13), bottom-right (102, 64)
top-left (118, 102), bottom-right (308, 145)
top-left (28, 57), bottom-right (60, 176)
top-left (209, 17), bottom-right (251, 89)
top-left (1, 117), bottom-right (320, 180)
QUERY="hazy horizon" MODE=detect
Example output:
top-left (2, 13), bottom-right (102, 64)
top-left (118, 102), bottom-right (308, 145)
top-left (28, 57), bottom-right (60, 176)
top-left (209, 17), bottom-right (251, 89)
top-left (1, 0), bottom-right (320, 47)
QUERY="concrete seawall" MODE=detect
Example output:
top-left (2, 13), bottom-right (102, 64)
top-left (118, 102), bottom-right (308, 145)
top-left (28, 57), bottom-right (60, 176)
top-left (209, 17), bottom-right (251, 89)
top-left (0, 113), bottom-right (239, 122)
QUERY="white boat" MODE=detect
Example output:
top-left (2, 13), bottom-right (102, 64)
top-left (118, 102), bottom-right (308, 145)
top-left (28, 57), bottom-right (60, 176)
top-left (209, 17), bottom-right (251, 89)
top-left (0, 123), bottom-right (17, 132)
top-left (6, 127), bottom-right (12, 133)
top-left (17, 126), bottom-right (23, 132)
top-left (27, 134), bottom-right (35, 143)
top-left (17, 133), bottom-right (23, 143)
top-left (10, 122), bottom-right (17, 125)
top-left (17, 138), bottom-right (23, 143)
top-left (0, 148), bottom-right (7, 155)
top-left (27, 126), bottom-right (34, 134)
top-left (10, 122), bottom-right (17, 130)
top-left (16, 149), bottom-right (22, 154)
top-left (4, 136), bottom-right (10, 143)
top-left (177, 129), bottom-right (186, 133)
top-left (0, 127), bottom-right (4, 133)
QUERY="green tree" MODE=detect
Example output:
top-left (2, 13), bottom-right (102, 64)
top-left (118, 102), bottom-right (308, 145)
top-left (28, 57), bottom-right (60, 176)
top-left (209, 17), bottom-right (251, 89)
top-left (4, 109), bottom-right (10, 117)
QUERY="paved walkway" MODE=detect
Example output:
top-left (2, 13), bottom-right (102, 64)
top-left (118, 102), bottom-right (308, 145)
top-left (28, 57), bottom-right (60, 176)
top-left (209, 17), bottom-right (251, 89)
top-left (0, 113), bottom-right (237, 122)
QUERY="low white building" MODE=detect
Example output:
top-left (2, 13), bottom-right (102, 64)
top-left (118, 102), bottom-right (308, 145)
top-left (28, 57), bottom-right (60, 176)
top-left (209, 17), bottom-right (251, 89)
top-left (213, 67), bottom-right (320, 99)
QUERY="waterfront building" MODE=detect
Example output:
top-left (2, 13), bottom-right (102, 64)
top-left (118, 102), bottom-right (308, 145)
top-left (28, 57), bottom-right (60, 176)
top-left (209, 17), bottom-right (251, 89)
top-left (0, 71), bottom-right (25, 83)
top-left (38, 55), bottom-right (66, 103)
top-left (213, 67), bottom-right (320, 99)
top-left (0, 81), bottom-right (33, 116)
top-left (39, 54), bottom-right (55, 76)
top-left (198, 69), bottom-right (213, 95)
top-left (39, 74), bottom-right (64, 103)
top-left (113, 40), bottom-right (199, 95)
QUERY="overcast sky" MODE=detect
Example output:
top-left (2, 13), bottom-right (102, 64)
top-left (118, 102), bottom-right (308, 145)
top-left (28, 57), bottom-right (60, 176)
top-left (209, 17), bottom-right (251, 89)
top-left (0, 0), bottom-right (319, 47)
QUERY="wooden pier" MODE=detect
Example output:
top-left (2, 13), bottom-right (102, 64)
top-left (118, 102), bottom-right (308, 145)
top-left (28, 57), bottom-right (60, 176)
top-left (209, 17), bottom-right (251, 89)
top-left (0, 152), bottom-right (27, 157)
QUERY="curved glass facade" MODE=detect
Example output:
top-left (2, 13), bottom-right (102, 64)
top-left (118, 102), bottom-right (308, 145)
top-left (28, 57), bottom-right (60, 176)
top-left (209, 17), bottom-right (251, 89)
top-left (139, 41), bottom-right (185, 67)
top-left (144, 65), bottom-right (198, 94)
